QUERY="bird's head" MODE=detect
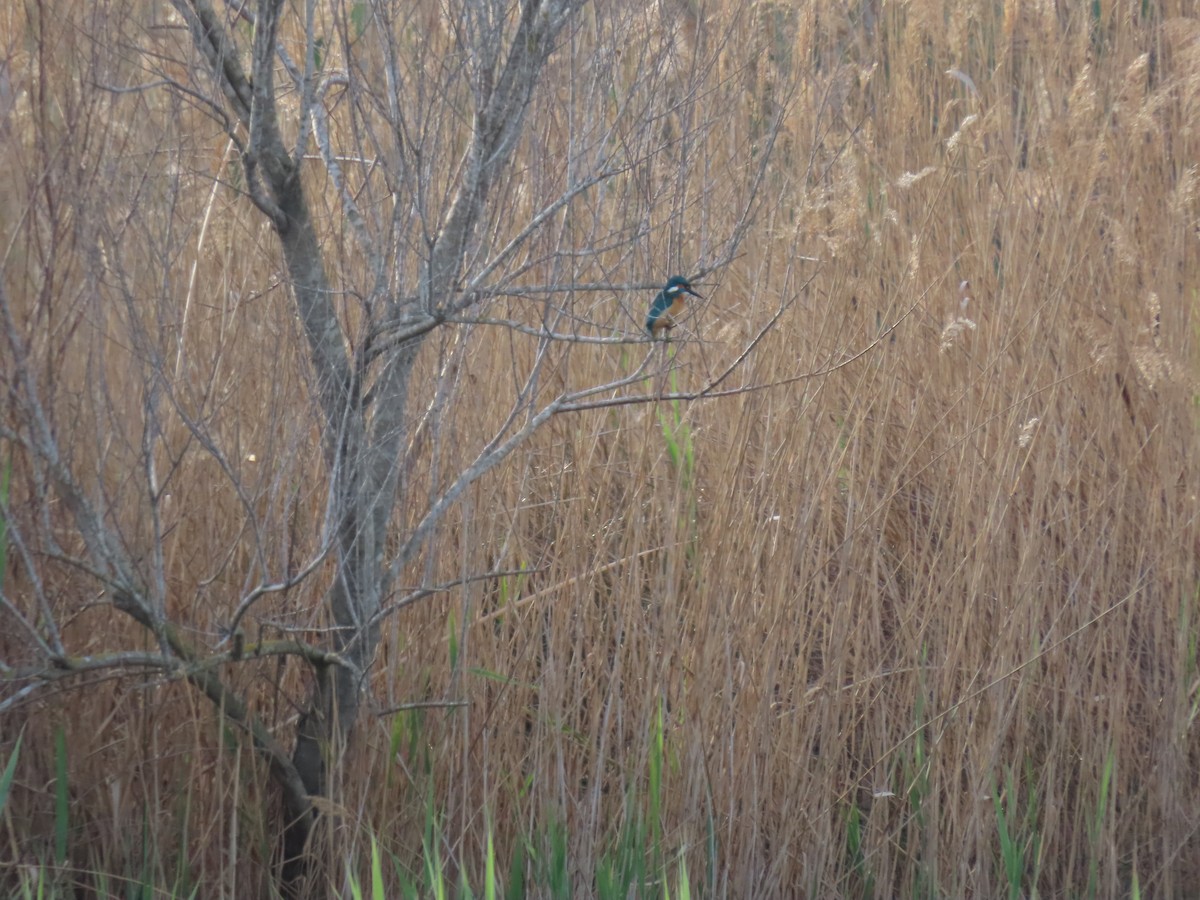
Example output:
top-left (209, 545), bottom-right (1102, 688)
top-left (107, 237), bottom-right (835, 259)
top-left (664, 275), bottom-right (703, 299)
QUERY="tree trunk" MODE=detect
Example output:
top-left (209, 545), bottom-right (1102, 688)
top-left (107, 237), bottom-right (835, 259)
top-left (171, 0), bottom-right (585, 892)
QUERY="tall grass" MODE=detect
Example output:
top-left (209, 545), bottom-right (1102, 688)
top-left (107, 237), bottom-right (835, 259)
top-left (3, 0), bottom-right (1200, 896)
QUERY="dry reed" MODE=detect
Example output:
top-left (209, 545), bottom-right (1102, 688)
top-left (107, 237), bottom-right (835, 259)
top-left (2, 0), bottom-right (1199, 896)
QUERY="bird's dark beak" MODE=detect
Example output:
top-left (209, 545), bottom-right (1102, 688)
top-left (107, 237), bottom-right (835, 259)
top-left (685, 285), bottom-right (703, 299)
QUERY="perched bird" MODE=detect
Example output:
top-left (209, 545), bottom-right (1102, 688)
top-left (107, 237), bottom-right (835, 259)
top-left (645, 275), bottom-right (703, 339)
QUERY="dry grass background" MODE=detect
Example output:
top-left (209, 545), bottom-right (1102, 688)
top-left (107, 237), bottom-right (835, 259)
top-left (3, 0), bottom-right (1200, 896)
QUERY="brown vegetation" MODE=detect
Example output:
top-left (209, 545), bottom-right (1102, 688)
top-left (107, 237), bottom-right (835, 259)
top-left (2, 0), bottom-right (1199, 896)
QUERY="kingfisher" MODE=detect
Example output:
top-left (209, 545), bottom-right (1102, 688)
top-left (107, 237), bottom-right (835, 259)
top-left (645, 275), bottom-right (703, 339)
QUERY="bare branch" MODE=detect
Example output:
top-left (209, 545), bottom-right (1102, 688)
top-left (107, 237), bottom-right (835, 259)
top-left (168, 0), bottom-right (253, 123)
top-left (368, 568), bottom-right (538, 630)
top-left (242, 150), bottom-right (288, 228)
top-left (292, 0), bottom-right (319, 166)
top-left (461, 168), bottom-right (630, 301)
top-left (0, 588), bottom-right (57, 661)
top-left (424, 0), bottom-right (587, 310)
top-left (443, 316), bottom-right (642, 343)
top-left (376, 699), bottom-right (467, 716)
top-left (391, 351), bottom-right (655, 574)
top-left (0, 508), bottom-right (64, 655)
top-left (225, 540), bottom-right (337, 640)
top-left (310, 72), bottom-right (384, 284)
top-left (0, 283), bottom-right (152, 629)
top-left (246, 0), bottom-right (291, 184)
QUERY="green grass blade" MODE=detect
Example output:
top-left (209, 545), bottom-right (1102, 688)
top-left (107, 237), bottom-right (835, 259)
top-left (676, 855), bottom-right (691, 900)
top-left (1087, 745), bottom-right (1117, 899)
top-left (0, 448), bottom-right (11, 591)
top-left (53, 725), bottom-right (69, 865)
top-left (485, 825), bottom-right (496, 900)
top-left (548, 816), bottom-right (568, 899)
top-left (448, 610), bottom-right (459, 671)
top-left (993, 770), bottom-right (1022, 900)
top-left (649, 700), bottom-right (664, 877)
top-left (0, 726), bottom-right (23, 815)
top-left (371, 834), bottom-right (385, 900)
top-left (505, 836), bottom-right (526, 900)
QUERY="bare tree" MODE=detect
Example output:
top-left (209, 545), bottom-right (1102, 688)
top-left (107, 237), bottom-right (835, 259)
top-left (1, 0), bottom-right (787, 892)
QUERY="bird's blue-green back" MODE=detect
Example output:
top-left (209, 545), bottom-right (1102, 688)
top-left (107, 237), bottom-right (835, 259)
top-left (645, 288), bottom-right (675, 333)
top-left (645, 275), bottom-right (698, 335)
